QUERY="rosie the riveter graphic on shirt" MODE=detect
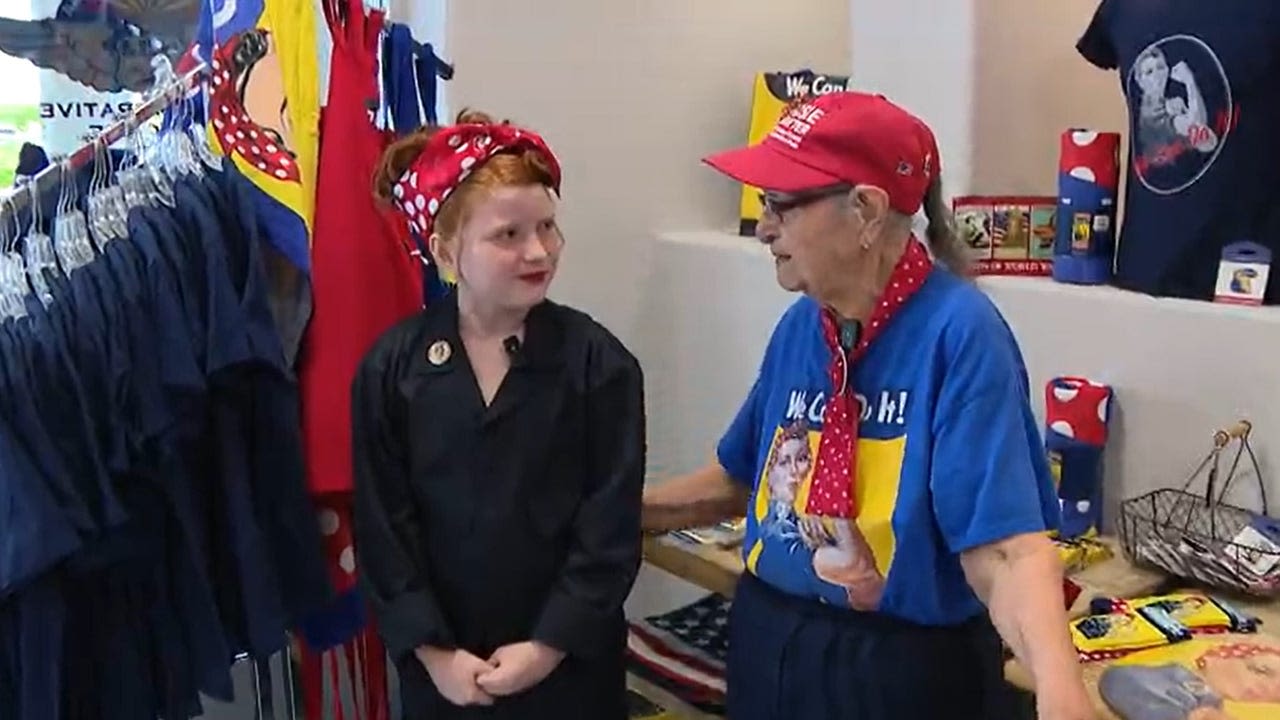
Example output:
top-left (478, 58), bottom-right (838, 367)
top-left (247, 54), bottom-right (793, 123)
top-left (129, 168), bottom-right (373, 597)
top-left (727, 286), bottom-right (1061, 622)
top-left (1126, 36), bottom-right (1231, 195)
top-left (1099, 637), bottom-right (1280, 720)
top-left (748, 395), bottom-right (904, 611)
top-left (175, 0), bottom-right (323, 363)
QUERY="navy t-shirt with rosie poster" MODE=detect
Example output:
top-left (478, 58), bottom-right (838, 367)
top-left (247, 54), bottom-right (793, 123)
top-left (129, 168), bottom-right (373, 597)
top-left (1077, 0), bottom-right (1280, 303)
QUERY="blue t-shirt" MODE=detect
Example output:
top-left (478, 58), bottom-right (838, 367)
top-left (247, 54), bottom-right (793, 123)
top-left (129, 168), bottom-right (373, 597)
top-left (1077, 0), bottom-right (1280, 304)
top-left (717, 270), bottom-right (1060, 626)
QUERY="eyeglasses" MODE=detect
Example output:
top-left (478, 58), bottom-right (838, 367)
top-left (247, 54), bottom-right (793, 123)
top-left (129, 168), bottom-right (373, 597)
top-left (758, 185), bottom-right (851, 219)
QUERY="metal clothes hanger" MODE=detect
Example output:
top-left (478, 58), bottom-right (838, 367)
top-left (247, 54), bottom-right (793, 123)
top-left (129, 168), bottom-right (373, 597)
top-left (189, 67), bottom-right (222, 171)
top-left (0, 197), bottom-right (29, 319)
top-left (52, 160), bottom-right (88, 273)
top-left (21, 179), bottom-right (58, 306)
top-left (86, 136), bottom-right (116, 250)
top-left (99, 136), bottom-right (130, 240)
top-left (51, 160), bottom-right (77, 272)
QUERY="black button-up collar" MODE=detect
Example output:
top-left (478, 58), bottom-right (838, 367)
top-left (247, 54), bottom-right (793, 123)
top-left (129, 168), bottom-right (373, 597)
top-left (411, 290), bottom-right (565, 426)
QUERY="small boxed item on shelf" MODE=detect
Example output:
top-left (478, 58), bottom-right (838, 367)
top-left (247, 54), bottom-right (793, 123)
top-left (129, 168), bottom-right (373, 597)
top-left (1214, 241), bottom-right (1273, 306)
top-left (953, 195), bottom-right (1057, 276)
top-left (738, 69), bottom-right (852, 237)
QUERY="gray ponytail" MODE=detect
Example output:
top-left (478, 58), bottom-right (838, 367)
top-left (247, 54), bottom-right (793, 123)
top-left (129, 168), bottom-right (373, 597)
top-left (921, 175), bottom-right (970, 276)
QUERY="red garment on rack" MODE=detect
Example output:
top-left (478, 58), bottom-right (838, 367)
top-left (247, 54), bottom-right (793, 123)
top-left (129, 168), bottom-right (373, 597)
top-left (298, 1), bottom-right (418, 717)
top-left (299, 0), bottom-right (422, 497)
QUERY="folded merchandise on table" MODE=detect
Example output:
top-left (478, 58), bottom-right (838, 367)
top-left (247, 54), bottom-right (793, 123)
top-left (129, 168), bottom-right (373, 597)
top-left (1069, 591), bottom-right (1261, 663)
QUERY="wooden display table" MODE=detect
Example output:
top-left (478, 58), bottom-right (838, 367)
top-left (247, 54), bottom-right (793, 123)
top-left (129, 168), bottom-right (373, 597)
top-left (642, 535), bottom-right (743, 597)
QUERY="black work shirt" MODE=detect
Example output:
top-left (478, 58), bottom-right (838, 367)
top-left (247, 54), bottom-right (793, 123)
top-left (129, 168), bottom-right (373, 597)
top-left (351, 292), bottom-right (645, 718)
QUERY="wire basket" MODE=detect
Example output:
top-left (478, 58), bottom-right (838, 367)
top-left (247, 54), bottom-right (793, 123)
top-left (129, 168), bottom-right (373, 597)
top-left (1119, 420), bottom-right (1280, 597)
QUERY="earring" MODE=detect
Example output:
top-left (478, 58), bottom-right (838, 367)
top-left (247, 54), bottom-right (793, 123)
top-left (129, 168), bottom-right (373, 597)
top-left (860, 236), bottom-right (873, 250)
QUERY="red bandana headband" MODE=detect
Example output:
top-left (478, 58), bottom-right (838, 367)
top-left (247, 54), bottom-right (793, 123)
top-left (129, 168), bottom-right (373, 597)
top-left (391, 123), bottom-right (562, 237)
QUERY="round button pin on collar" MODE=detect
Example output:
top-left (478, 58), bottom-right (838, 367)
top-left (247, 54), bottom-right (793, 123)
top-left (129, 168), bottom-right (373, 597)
top-left (427, 339), bottom-right (452, 365)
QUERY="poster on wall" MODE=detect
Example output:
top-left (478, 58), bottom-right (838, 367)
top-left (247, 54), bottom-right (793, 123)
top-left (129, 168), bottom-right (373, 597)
top-left (0, 0), bottom-right (202, 184)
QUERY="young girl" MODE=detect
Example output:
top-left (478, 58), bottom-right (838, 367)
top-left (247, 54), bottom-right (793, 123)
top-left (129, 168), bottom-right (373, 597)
top-left (352, 110), bottom-right (645, 719)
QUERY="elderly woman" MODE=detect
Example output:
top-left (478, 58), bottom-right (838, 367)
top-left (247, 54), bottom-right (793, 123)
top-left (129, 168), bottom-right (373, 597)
top-left (642, 92), bottom-right (1093, 720)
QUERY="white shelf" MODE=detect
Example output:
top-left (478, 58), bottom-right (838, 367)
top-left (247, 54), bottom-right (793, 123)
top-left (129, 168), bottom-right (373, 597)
top-left (658, 229), bottom-right (1280, 325)
top-left (641, 229), bottom-right (1280, 531)
top-left (976, 274), bottom-right (1280, 326)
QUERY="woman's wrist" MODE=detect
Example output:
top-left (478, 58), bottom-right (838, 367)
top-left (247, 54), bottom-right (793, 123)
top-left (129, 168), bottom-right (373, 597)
top-left (530, 640), bottom-right (566, 663)
top-left (415, 645), bottom-right (453, 665)
top-left (1034, 674), bottom-right (1093, 716)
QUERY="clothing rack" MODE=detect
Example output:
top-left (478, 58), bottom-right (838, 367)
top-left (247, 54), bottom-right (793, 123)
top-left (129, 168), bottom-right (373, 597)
top-left (0, 56), bottom-right (309, 718)
top-left (0, 61), bottom-right (207, 224)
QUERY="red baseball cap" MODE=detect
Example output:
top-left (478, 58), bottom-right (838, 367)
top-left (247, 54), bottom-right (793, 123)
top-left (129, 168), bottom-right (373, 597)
top-left (704, 91), bottom-right (940, 215)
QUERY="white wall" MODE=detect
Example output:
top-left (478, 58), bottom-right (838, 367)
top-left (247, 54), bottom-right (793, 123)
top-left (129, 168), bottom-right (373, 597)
top-left (987, 278), bottom-right (1279, 521)
top-left (849, 0), bottom-right (979, 195)
top-left (968, 0), bottom-right (1129, 195)
top-left (850, 0), bottom-right (1129, 197)
top-left (446, 0), bottom-right (851, 349)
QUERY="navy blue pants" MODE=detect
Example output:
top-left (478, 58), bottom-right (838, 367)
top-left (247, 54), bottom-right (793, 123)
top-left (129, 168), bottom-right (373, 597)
top-left (727, 574), bottom-right (1012, 720)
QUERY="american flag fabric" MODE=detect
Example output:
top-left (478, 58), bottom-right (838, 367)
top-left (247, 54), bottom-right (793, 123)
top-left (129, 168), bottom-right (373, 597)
top-left (626, 595), bottom-right (730, 715)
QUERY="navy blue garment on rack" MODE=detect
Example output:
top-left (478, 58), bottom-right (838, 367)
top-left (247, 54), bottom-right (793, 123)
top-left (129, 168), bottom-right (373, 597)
top-left (415, 42), bottom-right (452, 126)
top-left (378, 22), bottom-right (454, 306)
top-left (380, 24), bottom-right (452, 135)
top-left (0, 155), bottom-right (333, 720)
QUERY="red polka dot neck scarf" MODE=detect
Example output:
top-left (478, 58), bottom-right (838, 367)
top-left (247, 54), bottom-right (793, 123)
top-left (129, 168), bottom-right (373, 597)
top-left (804, 237), bottom-right (934, 518)
top-left (390, 123), bottom-right (562, 237)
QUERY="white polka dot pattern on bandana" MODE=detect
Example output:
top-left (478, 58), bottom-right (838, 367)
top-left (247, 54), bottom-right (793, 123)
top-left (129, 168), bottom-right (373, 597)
top-left (391, 123), bottom-right (562, 237)
top-left (208, 36), bottom-right (301, 184)
top-left (804, 238), bottom-right (933, 519)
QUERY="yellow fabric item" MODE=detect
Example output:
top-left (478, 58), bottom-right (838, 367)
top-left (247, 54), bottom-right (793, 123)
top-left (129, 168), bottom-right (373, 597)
top-left (206, 0), bottom-right (321, 248)
top-left (1071, 607), bottom-right (1181, 657)
top-left (262, 0), bottom-right (321, 238)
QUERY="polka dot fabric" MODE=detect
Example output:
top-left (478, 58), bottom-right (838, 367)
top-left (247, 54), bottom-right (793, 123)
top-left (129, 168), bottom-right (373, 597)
top-left (1045, 376), bottom-right (1112, 446)
top-left (208, 35), bottom-right (301, 183)
top-left (391, 123), bottom-right (562, 237)
top-left (314, 495), bottom-right (359, 594)
top-left (1196, 642), bottom-right (1280, 670)
top-left (804, 237), bottom-right (933, 518)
